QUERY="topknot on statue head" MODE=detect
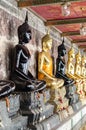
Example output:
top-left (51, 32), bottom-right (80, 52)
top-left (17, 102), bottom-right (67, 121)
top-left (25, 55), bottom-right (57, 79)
top-left (18, 11), bottom-right (32, 44)
top-left (58, 38), bottom-right (66, 57)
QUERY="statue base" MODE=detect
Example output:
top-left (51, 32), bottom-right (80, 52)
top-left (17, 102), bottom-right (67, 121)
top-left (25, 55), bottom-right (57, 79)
top-left (49, 87), bottom-right (69, 112)
top-left (80, 98), bottom-right (86, 105)
top-left (65, 85), bottom-right (79, 105)
top-left (7, 94), bottom-right (20, 117)
top-left (20, 103), bottom-right (54, 124)
top-left (0, 99), bottom-right (28, 130)
top-left (18, 90), bottom-right (54, 124)
top-left (27, 114), bottom-right (60, 130)
top-left (72, 101), bottom-right (82, 111)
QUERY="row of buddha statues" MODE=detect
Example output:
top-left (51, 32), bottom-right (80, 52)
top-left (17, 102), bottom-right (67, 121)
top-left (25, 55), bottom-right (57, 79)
top-left (0, 12), bottom-right (86, 129)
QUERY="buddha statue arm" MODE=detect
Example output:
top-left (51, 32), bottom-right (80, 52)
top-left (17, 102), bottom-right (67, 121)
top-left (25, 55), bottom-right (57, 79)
top-left (13, 46), bottom-right (32, 80)
top-left (38, 53), bottom-right (55, 80)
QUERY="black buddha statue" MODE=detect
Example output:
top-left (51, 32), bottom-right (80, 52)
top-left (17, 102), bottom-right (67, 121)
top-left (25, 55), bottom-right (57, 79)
top-left (55, 39), bottom-right (74, 86)
top-left (11, 12), bottom-right (46, 92)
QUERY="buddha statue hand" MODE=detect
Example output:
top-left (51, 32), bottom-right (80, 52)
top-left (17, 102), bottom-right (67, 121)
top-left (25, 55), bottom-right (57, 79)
top-left (0, 80), bottom-right (15, 98)
top-left (26, 79), bottom-right (46, 92)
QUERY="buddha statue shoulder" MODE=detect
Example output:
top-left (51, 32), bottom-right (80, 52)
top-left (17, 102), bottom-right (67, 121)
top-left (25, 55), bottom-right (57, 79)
top-left (55, 39), bottom-right (74, 86)
top-left (11, 12), bottom-right (46, 92)
top-left (38, 31), bottom-right (64, 89)
top-left (75, 50), bottom-right (83, 79)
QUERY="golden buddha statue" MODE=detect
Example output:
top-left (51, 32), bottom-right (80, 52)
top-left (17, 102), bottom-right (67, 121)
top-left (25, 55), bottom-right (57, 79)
top-left (75, 50), bottom-right (86, 101)
top-left (75, 50), bottom-right (83, 79)
top-left (81, 54), bottom-right (86, 78)
top-left (81, 54), bottom-right (86, 93)
top-left (67, 46), bottom-right (85, 103)
top-left (67, 45), bottom-right (77, 80)
top-left (38, 32), bottom-right (64, 89)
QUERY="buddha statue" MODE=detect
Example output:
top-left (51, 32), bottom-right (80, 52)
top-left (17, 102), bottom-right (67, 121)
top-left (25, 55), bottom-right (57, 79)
top-left (38, 31), bottom-right (64, 89)
top-left (66, 46), bottom-right (77, 80)
top-left (75, 50), bottom-right (83, 79)
top-left (67, 46), bottom-right (85, 102)
top-left (81, 54), bottom-right (86, 93)
top-left (75, 50), bottom-right (86, 102)
top-left (81, 54), bottom-right (86, 78)
top-left (11, 12), bottom-right (46, 92)
top-left (38, 32), bottom-right (72, 115)
top-left (55, 39), bottom-right (74, 86)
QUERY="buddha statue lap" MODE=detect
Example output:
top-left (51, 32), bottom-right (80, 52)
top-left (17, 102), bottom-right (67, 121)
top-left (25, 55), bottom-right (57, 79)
top-left (55, 39), bottom-right (74, 86)
top-left (11, 13), bottom-right (46, 93)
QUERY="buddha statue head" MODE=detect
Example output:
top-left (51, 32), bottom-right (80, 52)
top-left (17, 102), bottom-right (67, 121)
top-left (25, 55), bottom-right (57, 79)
top-left (18, 12), bottom-right (32, 44)
top-left (68, 45), bottom-right (75, 61)
top-left (75, 50), bottom-right (81, 63)
top-left (58, 38), bottom-right (66, 57)
top-left (42, 30), bottom-right (52, 52)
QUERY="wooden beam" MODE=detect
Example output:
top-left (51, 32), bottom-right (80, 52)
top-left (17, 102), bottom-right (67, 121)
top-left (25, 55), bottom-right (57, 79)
top-left (84, 49), bottom-right (86, 52)
top-left (45, 17), bottom-right (86, 26)
top-left (79, 45), bottom-right (86, 48)
top-left (17, 0), bottom-right (83, 7)
top-left (61, 31), bottom-right (80, 36)
top-left (72, 39), bottom-right (86, 43)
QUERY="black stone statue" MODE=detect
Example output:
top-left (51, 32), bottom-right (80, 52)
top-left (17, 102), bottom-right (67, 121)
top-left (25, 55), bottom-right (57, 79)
top-left (11, 12), bottom-right (46, 92)
top-left (55, 39), bottom-right (74, 86)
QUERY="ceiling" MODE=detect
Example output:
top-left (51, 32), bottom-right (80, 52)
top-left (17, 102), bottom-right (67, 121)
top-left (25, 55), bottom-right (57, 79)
top-left (17, 0), bottom-right (86, 51)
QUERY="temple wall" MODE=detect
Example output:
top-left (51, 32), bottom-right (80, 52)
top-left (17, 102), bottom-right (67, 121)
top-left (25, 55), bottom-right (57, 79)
top-left (0, 0), bottom-right (78, 79)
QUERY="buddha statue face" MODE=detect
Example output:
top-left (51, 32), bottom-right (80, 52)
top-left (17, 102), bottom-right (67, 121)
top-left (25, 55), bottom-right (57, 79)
top-left (42, 34), bottom-right (52, 52)
top-left (68, 47), bottom-right (75, 61)
top-left (58, 40), bottom-right (66, 57)
top-left (18, 13), bottom-right (32, 44)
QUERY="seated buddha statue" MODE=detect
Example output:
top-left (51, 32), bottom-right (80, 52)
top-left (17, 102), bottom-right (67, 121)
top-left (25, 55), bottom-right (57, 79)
top-left (11, 12), bottom-right (46, 92)
top-left (66, 46), bottom-right (85, 100)
top-left (75, 50), bottom-right (86, 100)
top-left (81, 54), bottom-right (86, 78)
top-left (38, 31), bottom-right (64, 89)
top-left (75, 50), bottom-right (83, 79)
top-left (81, 54), bottom-right (86, 92)
top-left (66, 46), bottom-right (76, 80)
top-left (55, 38), bottom-right (74, 86)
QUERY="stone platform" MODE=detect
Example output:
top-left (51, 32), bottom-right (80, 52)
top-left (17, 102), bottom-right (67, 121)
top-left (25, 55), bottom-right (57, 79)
top-left (55, 105), bottom-right (86, 130)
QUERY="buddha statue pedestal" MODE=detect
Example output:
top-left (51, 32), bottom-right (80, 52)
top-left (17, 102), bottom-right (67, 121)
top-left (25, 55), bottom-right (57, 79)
top-left (28, 114), bottom-right (60, 130)
top-left (65, 84), bottom-right (82, 111)
top-left (49, 86), bottom-right (73, 121)
top-left (0, 98), bottom-right (28, 130)
top-left (19, 89), bottom-right (54, 125)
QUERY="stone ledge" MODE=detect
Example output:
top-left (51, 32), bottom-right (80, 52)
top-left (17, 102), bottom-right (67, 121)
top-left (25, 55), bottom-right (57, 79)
top-left (55, 105), bottom-right (86, 130)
